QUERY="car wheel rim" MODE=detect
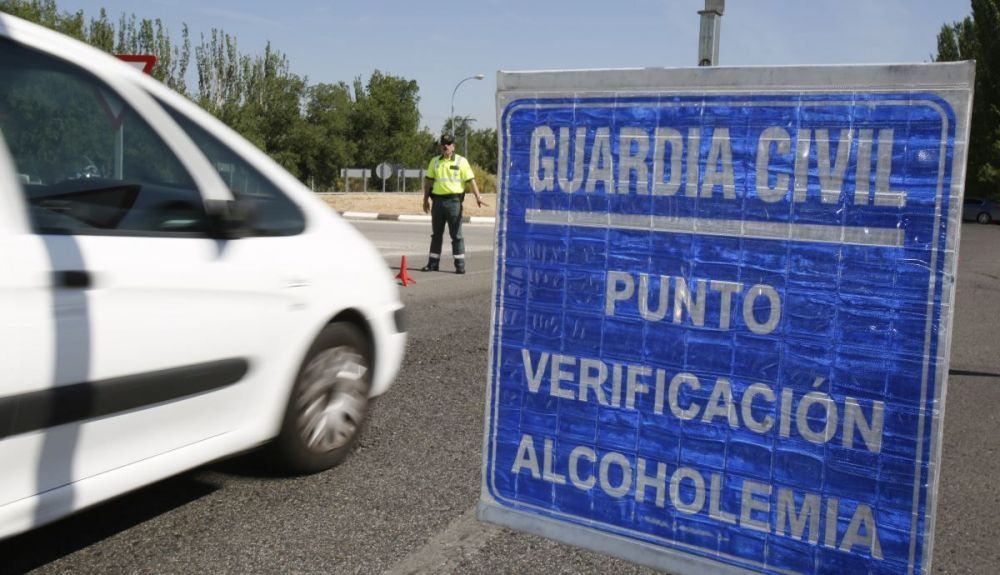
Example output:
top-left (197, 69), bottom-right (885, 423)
top-left (295, 346), bottom-right (369, 453)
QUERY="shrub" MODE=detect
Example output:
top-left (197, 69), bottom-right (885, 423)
top-left (471, 162), bottom-right (497, 194)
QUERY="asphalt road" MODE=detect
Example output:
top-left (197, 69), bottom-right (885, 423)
top-left (1, 220), bottom-right (998, 575)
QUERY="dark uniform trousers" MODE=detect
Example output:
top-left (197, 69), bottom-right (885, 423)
top-left (428, 193), bottom-right (465, 271)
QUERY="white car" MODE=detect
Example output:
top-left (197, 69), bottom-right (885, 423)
top-left (0, 14), bottom-right (406, 539)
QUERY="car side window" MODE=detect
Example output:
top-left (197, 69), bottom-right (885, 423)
top-left (0, 39), bottom-right (208, 236)
top-left (157, 101), bottom-right (306, 237)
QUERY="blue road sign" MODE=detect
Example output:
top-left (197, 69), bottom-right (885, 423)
top-left (480, 64), bottom-right (974, 575)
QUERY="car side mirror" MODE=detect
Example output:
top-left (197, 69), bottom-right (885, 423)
top-left (204, 198), bottom-right (257, 240)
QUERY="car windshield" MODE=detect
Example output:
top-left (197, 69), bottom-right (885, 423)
top-left (0, 38), bottom-right (207, 235)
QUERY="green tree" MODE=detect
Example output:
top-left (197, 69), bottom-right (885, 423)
top-left (2, 4), bottom-right (189, 94)
top-left (351, 70), bottom-right (423, 168)
top-left (444, 115), bottom-right (475, 155)
top-left (4, 1), bottom-right (468, 192)
top-left (937, 0), bottom-right (1000, 197)
top-left (194, 28), bottom-right (241, 121)
top-left (467, 127), bottom-right (498, 175)
top-left (238, 43), bottom-right (307, 174)
top-left (87, 8), bottom-right (114, 52)
top-left (441, 117), bottom-right (497, 175)
top-left (300, 82), bottom-right (356, 190)
top-left (1, 0), bottom-right (84, 39)
top-left (115, 13), bottom-right (189, 95)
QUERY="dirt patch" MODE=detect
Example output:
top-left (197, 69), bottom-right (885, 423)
top-left (320, 193), bottom-right (498, 218)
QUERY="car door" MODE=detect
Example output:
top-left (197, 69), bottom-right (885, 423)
top-left (0, 35), bottom-right (294, 522)
top-left (0, 132), bottom-right (65, 532)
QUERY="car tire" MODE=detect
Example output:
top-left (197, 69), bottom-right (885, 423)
top-left (978, 212), bottom-right (993, 225)
top-left (271, 323), bottom-right (372, 474)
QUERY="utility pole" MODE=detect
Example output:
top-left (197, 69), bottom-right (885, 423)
top-left (697, 0), bottom-right (725, 66)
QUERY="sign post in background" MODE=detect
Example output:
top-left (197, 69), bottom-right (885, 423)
top-left (376, 161), bottom-right (395, 192)
top-left (97, 54), bottom-right (156, 178)
top-left (480, 64), bottom-right (973, 574)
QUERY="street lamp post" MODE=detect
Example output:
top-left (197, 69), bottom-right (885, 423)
top-left (461, 116), bottom-right (477, 157)
top-left (449, 74), bottom-right (484, 138)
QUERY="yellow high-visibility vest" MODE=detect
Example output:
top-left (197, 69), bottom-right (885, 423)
top-left (426, 154), bottom-right (474, 195)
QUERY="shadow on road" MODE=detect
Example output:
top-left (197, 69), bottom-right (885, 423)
top-left (205, 451), bottom-right (293, 479)
top-left (949, 368), bottom-right (1000, 379)
top-left (0, 474), bottom-right (218, 574)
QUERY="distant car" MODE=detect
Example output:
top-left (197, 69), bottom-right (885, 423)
top-left (0, 14), bottom-right (406, 539)
top-left (962, 197), bottom-right (1000, 224)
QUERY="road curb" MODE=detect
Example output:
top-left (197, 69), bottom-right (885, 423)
top-left (338, 212), bottom-right (496, 225)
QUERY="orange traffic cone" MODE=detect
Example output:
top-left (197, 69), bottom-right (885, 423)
top-left (395, 255), bottom-right (415, 286)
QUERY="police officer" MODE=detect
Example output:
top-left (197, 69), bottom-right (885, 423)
top-left (421, 133), bottom-right (486, 274)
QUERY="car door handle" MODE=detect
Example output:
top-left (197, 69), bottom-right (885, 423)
top-left (54, 270), bottom-right (92, 289)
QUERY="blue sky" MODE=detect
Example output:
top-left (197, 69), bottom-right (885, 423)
top-left (56, 0), bottom-right (973, 133)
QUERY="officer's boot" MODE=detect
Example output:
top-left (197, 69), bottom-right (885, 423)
top-left (453, 237), bottom-right (466, 274)
top-left (420, 257), bottom-right (439, 272)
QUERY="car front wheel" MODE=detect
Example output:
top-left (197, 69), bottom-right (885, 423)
top-left (272, 323), bottom-right (371, 474)
top-left (978, 212), bottom-right (993, 225)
